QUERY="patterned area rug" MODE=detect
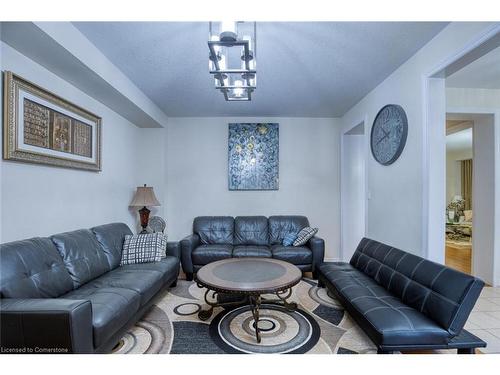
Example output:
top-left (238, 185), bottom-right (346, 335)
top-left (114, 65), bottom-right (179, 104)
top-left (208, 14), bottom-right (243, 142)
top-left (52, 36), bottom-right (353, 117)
top-left (112, 279), bottom-right (377, 354)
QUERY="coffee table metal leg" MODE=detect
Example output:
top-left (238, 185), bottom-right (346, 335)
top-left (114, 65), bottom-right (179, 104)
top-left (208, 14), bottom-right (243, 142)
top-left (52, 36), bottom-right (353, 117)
top-left (276, 288), bottom-right (297, 311)
top-left (198, 289), bottom-right (215, 321)
top-left (249, 295), bottom-right (262, 343)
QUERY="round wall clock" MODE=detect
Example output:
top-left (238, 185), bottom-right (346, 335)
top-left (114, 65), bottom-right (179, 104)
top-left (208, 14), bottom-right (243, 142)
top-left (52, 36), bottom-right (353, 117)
top-left (370, 104), bottom-right (408, 165)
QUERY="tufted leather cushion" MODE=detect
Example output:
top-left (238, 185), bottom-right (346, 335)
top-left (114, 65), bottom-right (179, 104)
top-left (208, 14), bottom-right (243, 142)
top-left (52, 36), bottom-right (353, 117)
top-left (51, 229), bottom-right (111, 289)
top-left (61, 286), bottom-right (140, 348)
top-left (271, 245), bottom-right (312, 265)
top-left (233, 245), bottom-right (272, 258)
top-left (268, 216), bottom-right (309, 245)
top-left (192, 244), bottom-right (233, 265)
top-left (350, 238), bottom-right (484, 335)
top-left (234, 216), bottom-right (269, 245)
top-left (91, 223), bottom-right (132, 269)
top-left (193, 216), bottom-right (234, 245)
top-left (319, 262), bottom-right (450, 346)
top-left (0, 237), bottom-right (74, 298)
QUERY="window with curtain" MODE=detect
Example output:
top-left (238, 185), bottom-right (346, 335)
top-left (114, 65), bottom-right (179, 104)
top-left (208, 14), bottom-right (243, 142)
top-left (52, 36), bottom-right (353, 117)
top-left (461, 159), bottom-right (473, 210)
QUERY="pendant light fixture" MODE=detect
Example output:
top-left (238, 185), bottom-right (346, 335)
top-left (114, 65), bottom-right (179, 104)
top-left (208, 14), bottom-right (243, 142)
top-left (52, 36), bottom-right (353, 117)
top-left (208, 21), bottom-right (257, 101)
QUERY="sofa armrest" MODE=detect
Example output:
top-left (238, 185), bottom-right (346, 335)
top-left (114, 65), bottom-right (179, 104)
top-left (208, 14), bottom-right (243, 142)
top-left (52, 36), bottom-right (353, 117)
top-left (308, 236), bottom-right (325, 272)
top-left (0, 298), bottom-right (93, 353)
top-left (166, 241), bottom-right (181, 259)
top-left (180, 234), bottom-right (200, 275)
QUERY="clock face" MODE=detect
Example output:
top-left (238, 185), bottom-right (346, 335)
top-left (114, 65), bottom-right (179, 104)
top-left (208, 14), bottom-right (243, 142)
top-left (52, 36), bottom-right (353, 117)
top-left (370, 104), bottom-right (408, 165)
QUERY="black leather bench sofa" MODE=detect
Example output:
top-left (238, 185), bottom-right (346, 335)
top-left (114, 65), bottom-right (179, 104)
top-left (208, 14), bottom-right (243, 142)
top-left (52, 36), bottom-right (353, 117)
top-left (317, 237), bottom-right (486, 354)
top-left (181, 216), bottom-right (325, 281)
top-left (0, 223), bottom-right (180, 353)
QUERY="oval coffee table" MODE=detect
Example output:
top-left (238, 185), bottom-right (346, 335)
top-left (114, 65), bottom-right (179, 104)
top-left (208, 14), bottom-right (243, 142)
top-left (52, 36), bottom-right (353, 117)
top-left (195, 258), bottom-right (302, 343)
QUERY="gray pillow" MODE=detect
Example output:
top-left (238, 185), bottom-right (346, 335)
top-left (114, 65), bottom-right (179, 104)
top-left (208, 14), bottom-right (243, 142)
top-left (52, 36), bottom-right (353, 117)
top-left (293, 227), bottom-right (318, 246)
top-left (121, 233), bottom-right (167, 265)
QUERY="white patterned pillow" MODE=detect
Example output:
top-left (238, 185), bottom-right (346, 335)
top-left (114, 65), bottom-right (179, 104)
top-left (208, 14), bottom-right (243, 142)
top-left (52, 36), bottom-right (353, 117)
top-left (293, 227), bottom-right (318, 247)
top-left (121, 233), bottom-right (167, 265)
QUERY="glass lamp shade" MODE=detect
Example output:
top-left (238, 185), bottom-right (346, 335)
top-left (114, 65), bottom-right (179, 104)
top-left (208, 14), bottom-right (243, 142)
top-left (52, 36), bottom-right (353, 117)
top-left (130, 184), bottom-right (161, 207)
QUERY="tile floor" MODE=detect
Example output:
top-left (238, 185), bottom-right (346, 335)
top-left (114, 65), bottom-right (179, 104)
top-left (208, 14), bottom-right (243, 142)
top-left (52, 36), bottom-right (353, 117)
top-left (465, 286), bottom-right (500, 353)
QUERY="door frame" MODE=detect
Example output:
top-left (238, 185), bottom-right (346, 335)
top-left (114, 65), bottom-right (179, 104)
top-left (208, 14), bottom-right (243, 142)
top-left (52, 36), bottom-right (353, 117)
top-left (422, 24), bottom-right (500, 285)
top-left (340, 115), bottom-right (369, 261)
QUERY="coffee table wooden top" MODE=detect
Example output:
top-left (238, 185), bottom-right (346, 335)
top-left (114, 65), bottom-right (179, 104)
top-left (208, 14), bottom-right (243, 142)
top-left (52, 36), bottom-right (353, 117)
top-left (195, 258), bottom-right (302, 294)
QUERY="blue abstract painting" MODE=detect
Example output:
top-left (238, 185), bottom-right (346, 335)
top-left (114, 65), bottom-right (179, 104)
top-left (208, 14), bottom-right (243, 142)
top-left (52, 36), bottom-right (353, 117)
top-left (228, 123), bottom-right (279, 190)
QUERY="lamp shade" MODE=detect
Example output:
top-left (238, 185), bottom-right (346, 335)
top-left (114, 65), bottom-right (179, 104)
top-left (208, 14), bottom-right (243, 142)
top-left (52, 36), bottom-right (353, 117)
top-left (130, 184), bottom-right (161, 207)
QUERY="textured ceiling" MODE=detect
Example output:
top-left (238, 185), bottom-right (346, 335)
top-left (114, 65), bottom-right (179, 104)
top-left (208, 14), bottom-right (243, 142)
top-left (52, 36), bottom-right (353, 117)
top-left (446, 47), bottom-right (500, 89)
top-left (74, 22), bottom-right (448, 117)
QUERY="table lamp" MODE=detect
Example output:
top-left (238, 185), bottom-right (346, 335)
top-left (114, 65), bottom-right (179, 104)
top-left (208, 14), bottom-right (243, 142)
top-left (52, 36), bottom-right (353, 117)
top-left (130, 184), bottom-right (161, 233)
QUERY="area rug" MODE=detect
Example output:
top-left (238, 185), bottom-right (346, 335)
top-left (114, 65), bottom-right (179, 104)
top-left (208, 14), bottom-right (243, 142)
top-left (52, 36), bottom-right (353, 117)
top-left (112, 278), bottom-right (377, 354)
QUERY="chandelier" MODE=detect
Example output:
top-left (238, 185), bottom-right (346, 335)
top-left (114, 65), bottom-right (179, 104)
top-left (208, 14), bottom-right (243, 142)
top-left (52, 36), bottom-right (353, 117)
top-left (208, 21), bottom-right (257, 101)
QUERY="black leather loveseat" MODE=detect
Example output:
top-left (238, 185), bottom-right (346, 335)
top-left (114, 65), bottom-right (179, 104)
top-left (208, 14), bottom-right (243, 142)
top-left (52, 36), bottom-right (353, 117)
top-left (317, 237), bottom-right (486, 354)
top-left (0, 223), bottom-right (180, 353)
top-left (181, 216), bottom-right (325, 281)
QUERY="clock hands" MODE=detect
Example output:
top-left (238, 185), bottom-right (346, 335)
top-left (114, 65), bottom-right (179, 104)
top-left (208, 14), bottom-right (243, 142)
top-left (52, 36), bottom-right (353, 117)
top-left (376, 127), bottom-right (391, 146)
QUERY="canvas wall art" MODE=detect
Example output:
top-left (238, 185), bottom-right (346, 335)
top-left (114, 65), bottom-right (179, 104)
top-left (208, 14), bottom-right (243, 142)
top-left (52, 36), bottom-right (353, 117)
top-left (228, 122), bottom-right (279, 190)
top-left (3, 71), bottom-right (102, 171)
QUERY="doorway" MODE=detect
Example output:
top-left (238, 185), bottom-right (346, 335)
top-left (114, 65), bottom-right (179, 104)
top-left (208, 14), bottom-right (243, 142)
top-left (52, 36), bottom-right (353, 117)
top-left (424, 29), bottom-right (500, 286)
top-left (341, 121), bottom-right (367, 261)
top-left (445, 118), bottom-right (473, 274)
top-left (445, 113), bottom-right (495, 281)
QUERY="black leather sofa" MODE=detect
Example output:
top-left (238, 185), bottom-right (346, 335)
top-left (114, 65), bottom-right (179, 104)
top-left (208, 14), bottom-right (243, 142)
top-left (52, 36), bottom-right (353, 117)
top-left (317, 237), bottom-right (486, 354)
top-left (181, 216), bottom-right (325, 281)
top-left (0, 223), bottom-right (180, 353)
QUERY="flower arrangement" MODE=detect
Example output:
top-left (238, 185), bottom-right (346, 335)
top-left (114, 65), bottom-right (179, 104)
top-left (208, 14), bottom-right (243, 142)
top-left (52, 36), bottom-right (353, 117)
top-left (447, 197), bottom-right (465, 222)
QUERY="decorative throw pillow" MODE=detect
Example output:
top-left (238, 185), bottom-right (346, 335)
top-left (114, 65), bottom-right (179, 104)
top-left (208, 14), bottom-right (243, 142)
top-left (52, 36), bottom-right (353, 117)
top-left (282, 232), bottom-right (298, 246)
top-left (120, 233), bottom-right (167, 265)
top-left (293, 227), bottom-right (318, 247)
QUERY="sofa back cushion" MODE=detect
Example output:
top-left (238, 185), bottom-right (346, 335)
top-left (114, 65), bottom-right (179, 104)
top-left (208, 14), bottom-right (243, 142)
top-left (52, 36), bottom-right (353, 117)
top-left (193, 216), bottom-right (234, 245)
top-left (51, 229), bottom-right (110, 288)
top-left (0, 237), bottom-right (74, 298)
top-left (91, 223), bottom-right (133, 269)
top-left (350, 237), bottom-right (484, 336)
top-left (234, 216), bottom-right (269, 245)
top-left (268, 216), bottom-right (309, 245)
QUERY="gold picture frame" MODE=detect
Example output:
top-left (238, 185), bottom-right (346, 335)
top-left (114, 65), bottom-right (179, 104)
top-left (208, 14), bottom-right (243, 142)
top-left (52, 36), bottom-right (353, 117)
top-left (3, 71), bottom-right (102, 171)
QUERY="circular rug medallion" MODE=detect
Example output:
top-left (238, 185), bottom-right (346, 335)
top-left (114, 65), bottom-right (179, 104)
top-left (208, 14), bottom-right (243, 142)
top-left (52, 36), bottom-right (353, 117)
top-left (173, 302), bottom-right (202, 316)
top-left (209, 304), bottom-right (320, 354)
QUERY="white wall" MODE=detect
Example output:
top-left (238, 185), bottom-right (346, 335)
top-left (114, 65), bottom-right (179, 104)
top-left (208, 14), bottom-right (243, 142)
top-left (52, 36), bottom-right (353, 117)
top-left (165, 117), bottom-right (341, 260)
top-left (339, 22), bottom-right (496, 257)
top-left (0, 42), bottom-right (157, 242)
top-left (472, 116), bottom-right (496, 284)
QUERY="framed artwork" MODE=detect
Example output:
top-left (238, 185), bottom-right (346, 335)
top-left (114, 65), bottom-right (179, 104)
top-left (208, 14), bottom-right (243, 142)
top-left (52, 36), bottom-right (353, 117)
top-left (228, 122), bottom-right (279, 190)
top-left (3, 71), bottom-right (102, 171)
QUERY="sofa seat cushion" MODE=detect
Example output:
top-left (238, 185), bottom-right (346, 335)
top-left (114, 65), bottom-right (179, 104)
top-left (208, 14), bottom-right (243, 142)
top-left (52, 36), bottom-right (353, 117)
top-left (115, 256), bottom-right (179, 285)
top-left (233, 245), bottom-right (272, 258)
top-left (320, 263), bottom-right (450, 347)
top-left (84, 269), bottom-right (161, 307)
top-left (271, 245), bottom-right (312, 265)
top-left (61, 286), bottom-right (140, 348)
top-left (350, 294), bottom-right (450, 346)
top-left (192, 244), bottom-right (233, 265)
